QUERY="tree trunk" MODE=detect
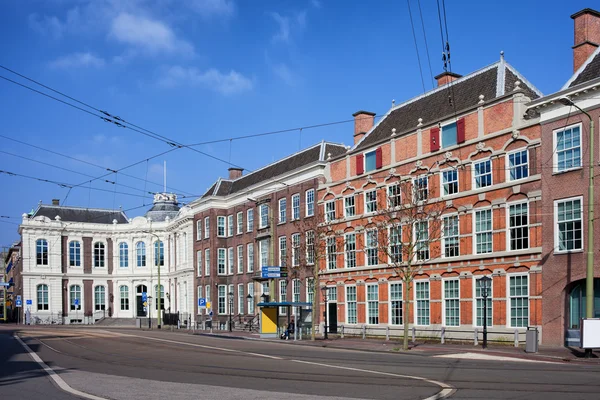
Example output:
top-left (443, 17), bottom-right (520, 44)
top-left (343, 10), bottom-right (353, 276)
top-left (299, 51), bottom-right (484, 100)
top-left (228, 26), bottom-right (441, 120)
top-left (311, 261), bottom-right (319, 341)
top-left (403, 277), bottom-right (411, 351)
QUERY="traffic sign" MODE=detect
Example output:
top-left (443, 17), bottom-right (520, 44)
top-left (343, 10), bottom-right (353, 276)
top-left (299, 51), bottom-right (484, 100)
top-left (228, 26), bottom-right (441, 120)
top-left (16, 295), bottom-right (21, 301)
top-left (74, 299), bottom-right (80, 306)
top-left (261, 266), bottom-right (281, 272)
top-left (198, 298), bottom-right (206, 308)
top-left (143, 301), bottom-right (148, 307)
top-left (261, 272), bottom-right (287, 278)
top-left (209, 311), bottom-right (213, 316)
top-left (16, 299), bottom-right (22, 308)
top-left (206, 301), bottom-right (211, 309)
top-left (26, 299), bottom-right (32, 305)
top-left (142, 292), bottom-right (147, 302)
top-left (143, 306), bottom-right (147, 312)
top-left (0, 282), bottom-right (9, 287)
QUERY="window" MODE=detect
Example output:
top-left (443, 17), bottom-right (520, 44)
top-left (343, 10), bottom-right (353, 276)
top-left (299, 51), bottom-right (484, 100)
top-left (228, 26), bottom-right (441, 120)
top-left (94, 242), bottom-right (105, 267)
top-left (247, 209), bottom-right (254, 232)
top-left (306, 189), bottom-right (315, 217)
top-left (344, 196), bottom-right (355, 217)
top-left (119, 242), bottom-right (128, 268)
top-left (444, 280), bottom-right (460, 326)
top-left (227, 215), bottom-right (234, 237)
top-left (306, 278), bottom-right (314, 304)
top-left (326, 236), bottom-right (336, 270)
top-left (259, 239), bottom-right (269, 268)
top-left (279, 198), bottom-right (287, 223)
top-left (218, 285), bottom-right (226, 314)
top-left (556, 197), bottom-right (583, 251)
top-left (247, 283), bottom-right (254, 314)
top-left (196, 220), bottom-right (202, 240)
top-left (306, 231), bottom-right (315, 265)
top-left (36, 239), bottom-right (48, 265)
top-left (414, 176), bottom-right (428, 201)
top-left (325, 200), bottom-right (336, 222)
top-left (508, 149), bottom-right (528, 181)
top-left (70, 285), bottom-right (81, 311)
top-left (345, 233), bottom-right (356, 268)
top-left (388, 184), bottom-right (401, 208)
top-left (237, 212), bottom-right (243, 234)
top-left (292, 194), bottom-right (300, 220)
top-left (415, 281), bottom-right (430, 325)
top-left (329, 286), bottom-right (337, 302)
top-left (204, 249), bottom-right (210, 276)
top-left (217, 248), bottom-right (226, 275)
top-left (475, 209), bottom-right (493, 254)
top-left (443, 215), bottom-right (459, 258)
top-left (279, 280), bottom-right (287, 315)
top-left (69, 241), bottom-right (81, 267)
top-left (37, 284), bottom-right (49, 310)
top-left (292, 279), bottom-right (300, 302)
top-left (94, 286), bottom-right (105, 311)
top-left (217, 216), bottom-right (226, 237)
top-left (204, 216), bottom-right (210, 238)
top-left (473, 159), bottom-right (492, 189)
top-left (154, 241), bottom-right (164, 266)
top-left (365, 190), bottom-right (377, 213)
top-left (389, 226), bottom-right (402, 263)
top-left (259, 204), bottom-right (269, 229)
top-left (509, 275), bottom-right (529, 327)
top-left (237, 284), bottom-right (245, 315)
top-left (346, 286), bottom-right (357, 324)
top-left (390, 282), bottom-right (403, 325)
top-left (120, 285), bottom-right (129, 311)
top-left (367, 284), bottom-right (379, 324)
top-left (228, 247), bottom-right (234, 275)
top-left (475, 277), bottom-right (492, 327)
top-left (247, 243), bottom-right (254, 272)
top-left (365, 229), bottom-right (379, 266)
top-left (237, 245), bottom-right (243, 274)
top-left (205, 285), bottom-right (211, 303)
top-left (365, 150), bottom-right (377, 172)
top-left (555, 124), bottom-right (582, 172)
top-left (279, 237), bottom-right (287, 268)
top-left (442, 169), bottom-right (458, 196)
top-left (136, 242), bottom-right (146, 267)
top-left (291, 233), bottom-right (300, 266)
top-left (197, 250), bottom-right (202, 276)
top-left (509, 203), bottom-right (529, 250)
top-left (415, 221), bottom-right (429, 261)
top-left (441, 122), bottom-right (457, 148)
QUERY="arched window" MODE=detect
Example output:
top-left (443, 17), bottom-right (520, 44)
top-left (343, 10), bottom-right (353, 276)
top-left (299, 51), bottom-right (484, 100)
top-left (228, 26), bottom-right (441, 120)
top-left (36, 239), bottom-right (48, 265)
top-left (94, 242), bottom-right (105, 267)
top-left (154, 241), bottom-right (164, 267)
top-left (154, 284), bottom-right (165, 310)
top-left (94, 286), bottom-right (106, 311)
top-left (120, 285), bottom-right (129, 311)
top-left (69, 241), bottom-right (81, 267)
top-left (70, 285), bottom-right (81, 310)
top-left (119, 242), bottom-right (129, 268)
top-left (37, 284), bottom-right (49, 310)
top-left (136, 242), bottom-right (146, 267)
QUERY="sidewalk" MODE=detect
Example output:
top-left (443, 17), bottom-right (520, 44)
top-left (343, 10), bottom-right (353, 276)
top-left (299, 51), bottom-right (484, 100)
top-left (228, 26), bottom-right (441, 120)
top-left (192, 329), bottom-right (600, 364)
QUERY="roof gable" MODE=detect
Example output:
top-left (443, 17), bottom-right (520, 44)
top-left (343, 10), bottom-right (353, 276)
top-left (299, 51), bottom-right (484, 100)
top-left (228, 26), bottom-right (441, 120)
top-left (564, 46), bottom-right (600, 89)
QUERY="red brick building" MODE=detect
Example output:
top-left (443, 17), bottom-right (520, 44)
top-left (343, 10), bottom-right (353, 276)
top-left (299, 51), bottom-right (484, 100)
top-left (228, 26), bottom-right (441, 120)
top-left (527, 8), bottom-right (600, 346)
top-left (318, 56), bottom-right (545, 341)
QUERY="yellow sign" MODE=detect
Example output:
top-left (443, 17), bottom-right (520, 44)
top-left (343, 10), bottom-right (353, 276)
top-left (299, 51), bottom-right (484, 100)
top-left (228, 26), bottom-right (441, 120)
top-left (143, 301), bottom-right (148, 306)
top-left (206, 301), bottom-right (211, 309)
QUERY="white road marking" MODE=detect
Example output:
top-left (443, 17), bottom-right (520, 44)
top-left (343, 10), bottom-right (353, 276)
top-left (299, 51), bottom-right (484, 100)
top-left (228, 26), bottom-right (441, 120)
top-left (14, 334), bottom-right (109, 400)
top-left (434, 352), bottom-right (559, 364)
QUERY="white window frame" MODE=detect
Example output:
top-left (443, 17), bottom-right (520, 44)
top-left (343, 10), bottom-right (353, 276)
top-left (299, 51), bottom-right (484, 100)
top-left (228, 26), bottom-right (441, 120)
top-left (326, 235), bottom-right (336, 270)
top-left (237, 245), bottom-right (244, 274)
top-left (196, 220), bottom-right (202, 240)
top-left (247, 243), bottom-right (254, 272)
top-left (306, 230), bottom-right (315, 265)
top-left (365, 189), bottom-right (377, 214)
top-left (217, 216), bottom-right (226, 237)
top-left (306, 189), bottom-right (315, 217)
top-left (291, 233), bottom-right (300, 267)
top-left (204, 248), bottom-right (210, 276)
top-left (440, 120), bottom-right (458, 149)
top-left (217, 248), bottom-right (226, 275)
top-left (441, 168), bottom-right (459, 197)
top-left (413, 175), bottom-right (428, 202)
top-left (506, 148), bottom-right (529, 182)
top-left (414, 221), bottom-right (429, 261)
top-left (554, 196), bottom-right (584, 253)
top-left (279, 280), bottom-right (287, 316)
top-left (507, 273), bottom-right (529, 328)
top-left (387, 184), bottom-right (401, 208)
top-left (344, 233), bottom-right (356, 268)
top-left (259, 204), bottom-right (269, 229)
top-left (443, 279), bottom-right (460, 327)
top-left (279, 236), bottom-right (287, 268)
top-left (247, 283), bottom-right (254, 314)
top-left (414, 280), bottom-right (430, 326)
top-left (473, 276), bottom-right (493, 328)
top-left (344, 195), bottom-right (355, 217)
top-left (442, 214), bottom-right (459, 258)
top-left (388, 225), bottom-right (402, 264)
top-left (292, 194), bottom-right (300, 220)
top-left (473, 208), bottom-right (493, 254)
top-left (227, 215), bottom-right (234, 237)
top-left (292, 279), bottom-right (300, 302)
top-left (247, 209), bottom-right (254, 232)
top-left (218, 285), bottom-right (227, 315)
top-left (472, 159), bottom-right (492, 189)
top-left (278, 198), bottom-right (287, 223)
top-left (553, 122), bottom-right (582, 174)
top-left (204, 216), bottom-right (210, 238)
top-left (237, 212), bottom-right (243, 235)
top-left (506, 201), bottom-right (529, 251)
top-left (365, 229), bottom-right (379, 266)
top-left (345, 285), bottom-right (357, 325)
top-left (259, 239), bottom-right (269, 268)
top-left (197, 250), bottom-right (202, 276)
top-left (228, 247), bottom-right (234, 275)
top-left (366, 283), bottom-right (379, 325)
top-left (325, 200), bottom-right (336, 222)
top-left (238, 283), bottom-right (244, 315)
top-left (389, 282), bottom-right (403, 326)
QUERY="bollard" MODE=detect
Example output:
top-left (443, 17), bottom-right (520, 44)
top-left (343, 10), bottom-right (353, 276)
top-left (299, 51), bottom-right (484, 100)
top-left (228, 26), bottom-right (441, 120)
top-left (514, 329), bottom-right (519, 347)
top-left (474, 327), bottom-right (478, 346)
top-left (299, 327), bottom-right (303, 340)
top-left (341, 325), bottom-right (344, 339)
top-left (441, 327), bottom-right (445, 344)
top-left (412, 327), bottom-right (416, 343)
top-left (362, 325), bottom-right (366, 339)
top-left (386, 326), bottom-right (390, 341)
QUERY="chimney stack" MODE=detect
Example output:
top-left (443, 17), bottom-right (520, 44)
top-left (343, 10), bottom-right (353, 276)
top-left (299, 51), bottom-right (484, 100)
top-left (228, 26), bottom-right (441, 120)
top-left (571, 8), bottom-right (600, 72)
top-left (228, 167), bottom-right (243, 180)
top-left (52, 199), bottom-right (60, 206)
top-left (352, 111), bottom-right (376, 145)
top-left (434, 71), bottom-right (462, 87)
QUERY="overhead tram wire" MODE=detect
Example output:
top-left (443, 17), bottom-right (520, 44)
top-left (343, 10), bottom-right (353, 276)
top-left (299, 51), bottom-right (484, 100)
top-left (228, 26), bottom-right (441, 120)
top-left (416, 0), bottom-right (435, 90)
top-left (407, 0), bottom-right (426, 93)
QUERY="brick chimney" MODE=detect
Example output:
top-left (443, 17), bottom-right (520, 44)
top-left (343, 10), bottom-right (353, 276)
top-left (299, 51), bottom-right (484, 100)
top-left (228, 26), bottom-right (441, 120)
top-left (572, 8), bottom-right (600, 72)
top-left (228, 167), bottom-right (243, 180)
top-left (352, 111), bottom-right (376, 145)
top-left (434, 71), bottom-right (462, 87)
top-left (52, 199), bottom-right (60, 206)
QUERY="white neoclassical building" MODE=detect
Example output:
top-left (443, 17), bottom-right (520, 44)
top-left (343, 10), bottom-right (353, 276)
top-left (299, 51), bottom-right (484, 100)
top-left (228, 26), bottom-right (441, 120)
top-left (18, 194), bottom-right (195, 325)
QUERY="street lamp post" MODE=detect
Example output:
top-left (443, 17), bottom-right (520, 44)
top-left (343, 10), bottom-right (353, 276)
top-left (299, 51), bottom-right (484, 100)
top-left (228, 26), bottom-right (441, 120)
top-left (480, 276), bottom-right (492, 349)
top-left (320, 286), bottom-right (328, 340)
top-left (144, 230), bottom-right (163, 329)
top-left (246, 294), bottom-right (253, 330)
top-left (228, 291), bottom-right (234, 332)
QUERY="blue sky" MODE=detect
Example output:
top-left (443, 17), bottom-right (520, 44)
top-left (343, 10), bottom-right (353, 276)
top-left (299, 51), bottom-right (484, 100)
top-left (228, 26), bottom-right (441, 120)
top-left (0, 0), bottom-right (594, 246)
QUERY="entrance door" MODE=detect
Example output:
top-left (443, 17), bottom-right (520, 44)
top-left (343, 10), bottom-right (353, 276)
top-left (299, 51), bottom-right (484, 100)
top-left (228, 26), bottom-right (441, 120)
top-left (136, 285), bottom-right (148, 317)
top-left (328, 302), bottom-right (338, 333)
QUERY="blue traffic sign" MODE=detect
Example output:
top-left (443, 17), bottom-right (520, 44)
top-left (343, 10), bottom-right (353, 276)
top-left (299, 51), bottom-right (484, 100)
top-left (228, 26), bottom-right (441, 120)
top-left (198, 298), bottom-right (206, 308)
top-left (261, 272), bottom-right (281, 278)
top-left (209, 311), bottom-right (213, 316)
top-left (261, 266), bottom-right (281, 272)
top-left (16, 295), bottom-right (21, 301)
top-left (74, 299), bottom-right (80, 306)
top-left (142, 292), bottom-right (147, 302)
top-left (16, 299), bottom-right (22, 307)
top-left (26, 299), bottom-right (32, 305)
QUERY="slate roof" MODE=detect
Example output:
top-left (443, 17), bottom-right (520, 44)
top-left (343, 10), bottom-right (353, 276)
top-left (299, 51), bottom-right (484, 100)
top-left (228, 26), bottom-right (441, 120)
top-left (202, 142), bottom-right (346, 199)
top-left (33, 205), bottom-right (128, 224)
top-left (566, 47), bottom-right (600, 88)
top-left (353, 58), bottom-right (541, 152)
top-left (144, 201), bottom-right (180, 222)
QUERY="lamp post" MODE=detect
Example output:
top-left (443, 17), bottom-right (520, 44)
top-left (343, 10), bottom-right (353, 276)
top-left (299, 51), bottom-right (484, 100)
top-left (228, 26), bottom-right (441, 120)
top-left (228, 291), bottom-right (234, 332)
top-left (480, 276), bottom-right (492, 349)
top-left (320, 286), bottom-right (328, 340)
top-left (246, 294), bottom-right (253, 330)
top-left (143, 230), bottom-right (163, 329)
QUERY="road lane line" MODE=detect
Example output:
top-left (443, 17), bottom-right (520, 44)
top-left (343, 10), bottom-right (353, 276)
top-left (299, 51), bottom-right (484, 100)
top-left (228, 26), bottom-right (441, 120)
top-left (14, 334), bottom-right (109, 400)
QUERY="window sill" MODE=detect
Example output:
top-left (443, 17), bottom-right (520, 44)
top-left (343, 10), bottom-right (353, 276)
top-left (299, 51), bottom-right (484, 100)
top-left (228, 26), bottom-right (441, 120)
top-left (554, 249), bottom-right (584, 255)
top-left (552, 166), bottom-right (583, 176)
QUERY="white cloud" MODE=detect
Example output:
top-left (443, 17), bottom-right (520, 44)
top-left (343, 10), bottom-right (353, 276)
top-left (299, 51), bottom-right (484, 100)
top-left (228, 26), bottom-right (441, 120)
top-left (28, 13), bottom-right (65, 39)
top-left (50, 52), bottom-right (106, 69)
top-left (311, 0), bottom-right (321, 8)
top-left (188, 0), bottom-right (235, 18)
top-left (272, 63), bottom-right (297, 86)
top-left (109, 12), bottom-right (194, 55)
top-left (159, 66), bottom-right (254, 95)
top-left (270, 12), bottom-right (291, 43)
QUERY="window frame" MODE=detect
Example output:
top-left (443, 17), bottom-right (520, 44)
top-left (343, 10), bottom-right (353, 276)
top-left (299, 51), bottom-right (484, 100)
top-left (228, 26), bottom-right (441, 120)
top-left (247, 209), bottom-right (254, 232)
top-left (507, 273), bottom-right (529, 328)
top-left (279, 236), bottom-right (287, 268)
top-left (196, 220), bottom-right (202, 241)
top-left (389, 282), bottom-right (403, 326)
top-left (94, 285), bottom-right (106, 311)
top-left (366, 283), bottom-right (379, 325)
top-left (120, 285), bottom-right (129, 311)
top-left (473, 276), bottom-right (493, 327)
top-left (237, 212), bottom-right (243, 235)
top-left (554, 196), bottom-right (584, 253)
top-left (154, 240), bottom-right (164, 267)
top-left (247, 243), bottom-right (254, 272)
top-left (93, 242), bottom-right (105, 268)
top-left (227, 215), bottom-right (234, 237)
top-left (217, 248), bottom-right (226, 275)
top-left (278, 198), bottom-right (287, 223)
top-left (344, 233), bottom-right (356, 269)
top-left (506, 148), bottom-right (529, 182)
top-left (228, 247), bottom-right (234, 275)
top-left (237, 245), bottom-right (244, 274)
top-left (326, 235), bottom-right (336, 270)
top-left (70, 284), bottom-right (82, 311)
top-left (442, 214), bottom-right (460, 258)
top-left (36, 239), bottom-right (48, 266)
top-left (443, 279), bottom-right (460, 327)
top-left (553, 122), bottom-right (583, 174)
top-left (414, 220), bottom-right (430, 261)
top-left (119, 242), bottom-right (129, 268)
top-left (204, 248), bottom-right (210, 276)
top-left (365, 189), bottom-right (378, 214)
top-left (217, 216), bottom-right (226, 237)
top-left (136, 241), bottom-right (146, 267)
top-left (474, 208), bottom-right (493, 254)
top-left (344, 195), bottom-right (356, 218)
top-left (306, 230), bottom-right (315, 265)
top-left (306, 189), bottom-right (315, 217)
top-left (291, 194), bottom-right (300, 220)
top-left (387, 184), bottom-right (401, 208)
top-left (365, 229), bottom-right (379, 266)
top-left (291, 233), bottom-right (300, 267)
top-left (413, 176), bottom-right (428, 202)
top-left (507, 201), bottom-right (529, 251)
top-left (325, 200), bottom-right (336, 222)
top-left (440, 120), bottom-right (458, 149)
top-left (441, 168), bottom-right (459, 197)
top-left (197, 250), bottom-right (202, 276)
top-left (69, 240), bottom-right (81, 267)
top-left (259, 204), bottom-right (269, 229)
top-left (345, 285), bottom-right (357, 325)
top-left (414, 280), bottom-right (430, 326)
top-left (204, 216), bottom-right (210, 238)
top-left (37, 284), bottom-right (49, 311)
top-left (364, 150), bottom-right (377, 172)
top-left (472, 159), bottom-right (493, 189)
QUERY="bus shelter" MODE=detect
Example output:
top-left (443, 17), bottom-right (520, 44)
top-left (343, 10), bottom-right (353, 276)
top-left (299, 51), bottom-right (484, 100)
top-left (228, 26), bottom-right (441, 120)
top-left (257, 301), bottom-right (312, 339)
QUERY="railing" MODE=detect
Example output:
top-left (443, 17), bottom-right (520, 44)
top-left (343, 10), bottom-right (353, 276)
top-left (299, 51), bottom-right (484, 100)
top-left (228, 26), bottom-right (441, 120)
top-left (93, 309), bottom-right (106, 322)
top-left (31, 312), bottom-right (64, 325)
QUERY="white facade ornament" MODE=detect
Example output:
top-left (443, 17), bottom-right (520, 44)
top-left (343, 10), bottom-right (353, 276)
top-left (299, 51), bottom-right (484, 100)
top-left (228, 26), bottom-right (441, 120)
top-left (415, 160), bottom-right (423, 168)
top-left (417, 118), bottom-right (423, 127)
top-left (154, 193), bottom-right (177, 203)
top-left (55, 215), bottom-right (61, 221)
top-left (476, 142), bottom-right (486, 152)
top-left (512, 130), bottom-right (520, 140)
top-left (389, 168), bottom-right (396, 175)
top-left (345, 181), bottom-right (351, 187)
top-left (327, 152), bottom-right (331, 160)
top-left (112, 219), bottom-right (118, 225)
top-left (391, 128), bottom-right (396, 136)
top-left (478, 94), bottom-right (485, 104)
top-left (514, 80), bottom-right (521, 91)
top-left (392, 99), bottom-right (395, 107)
top-left (444, 151), bottom-right (453, 161)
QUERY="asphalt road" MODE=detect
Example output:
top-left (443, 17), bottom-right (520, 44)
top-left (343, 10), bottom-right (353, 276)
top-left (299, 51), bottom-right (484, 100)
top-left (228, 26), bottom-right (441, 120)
top-left (3, 326), bottom-right (600, 400)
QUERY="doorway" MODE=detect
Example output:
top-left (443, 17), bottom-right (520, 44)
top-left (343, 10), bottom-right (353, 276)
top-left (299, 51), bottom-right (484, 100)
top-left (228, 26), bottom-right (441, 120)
top-left (136, 285), bottom-right (148, 317)
top-left (328, 302), bottom-right (338, 333)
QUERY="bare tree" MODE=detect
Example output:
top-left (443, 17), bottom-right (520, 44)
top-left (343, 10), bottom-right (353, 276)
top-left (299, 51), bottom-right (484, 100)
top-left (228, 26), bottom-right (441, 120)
top-left (372, 175), bottom-right (450, 350)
